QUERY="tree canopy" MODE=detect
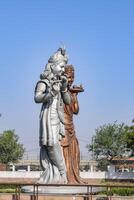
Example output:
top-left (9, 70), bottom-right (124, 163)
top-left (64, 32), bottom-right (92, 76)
top-left (87, 122), bottom-right (127, 171)
top-left (124, 119), bottom-right (134, 156)
top-left (0, 130), bottom-right (25, 164)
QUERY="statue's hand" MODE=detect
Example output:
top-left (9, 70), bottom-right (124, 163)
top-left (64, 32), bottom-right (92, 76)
top-left (60, 75), bottom-right (68, 92)
top-left (51, 82), bottom-right (60, 96)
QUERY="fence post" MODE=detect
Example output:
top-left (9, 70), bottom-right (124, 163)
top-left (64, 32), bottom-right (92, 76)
top-left (83, 196), bottom-right (90, 200)
top-left (12, 194), bottom-right (19, 200)
top-left (30, 195), bottom-right (37, 200)
top-left (90, 185), bottom-right (92, 200)
top-left (83, 185), bottom-right (90, 200)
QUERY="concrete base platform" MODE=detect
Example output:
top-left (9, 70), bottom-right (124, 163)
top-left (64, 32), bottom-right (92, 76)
top-left (21, 185), bottom-right (103, 194)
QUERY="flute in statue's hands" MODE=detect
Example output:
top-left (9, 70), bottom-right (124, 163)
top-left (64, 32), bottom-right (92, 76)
top-left (60, 75), bottom-right (68, 92)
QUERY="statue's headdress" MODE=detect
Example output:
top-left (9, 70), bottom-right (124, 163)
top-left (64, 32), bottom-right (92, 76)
top-left (40, 47), bottom-right (68, 79)
top-left (48, 47), bottom-right (68, 65)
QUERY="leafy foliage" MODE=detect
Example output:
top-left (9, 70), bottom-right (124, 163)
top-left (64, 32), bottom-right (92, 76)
top-left (124, 119), bottom-right (134, 156)
top-left (0, 130), bottom-right (25, 164)
top-left (97, 158), bottom-right (110, 171)
top-left (100, 187), bottom-right (134, 196)
top-left (87, 122), bottom-right (126, 171)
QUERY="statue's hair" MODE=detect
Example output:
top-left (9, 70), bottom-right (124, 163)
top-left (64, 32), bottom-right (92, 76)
top-left (65, 65), bottom-right (74, 72)
top-left (40, 63), bottom-right (52, 79)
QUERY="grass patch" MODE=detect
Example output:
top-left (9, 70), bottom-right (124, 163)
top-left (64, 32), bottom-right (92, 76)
top-left (101, 179), bottom-right (134, 187)
top-left (100, 187), bottom-right (134, 196)
top-left (0, 185), bottom-right (16, 193)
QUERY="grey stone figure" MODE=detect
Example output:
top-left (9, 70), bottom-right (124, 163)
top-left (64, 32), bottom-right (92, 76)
top-left (34, 48), bottom-right (71, 184)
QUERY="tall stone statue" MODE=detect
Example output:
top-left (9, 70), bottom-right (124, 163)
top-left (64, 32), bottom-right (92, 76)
top-left (34, 48), bottom-right (71, 184)
top-left (61, 65), bottom-right (84, 184)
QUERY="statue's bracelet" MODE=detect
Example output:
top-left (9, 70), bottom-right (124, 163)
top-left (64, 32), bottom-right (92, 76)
top-left (61, 88), bottom-right (68, 93)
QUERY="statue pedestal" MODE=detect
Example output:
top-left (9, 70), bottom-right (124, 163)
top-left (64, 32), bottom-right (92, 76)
top-left (21, 184), bottom-right (103, 194)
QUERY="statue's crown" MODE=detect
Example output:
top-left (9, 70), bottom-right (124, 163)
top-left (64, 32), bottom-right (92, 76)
top-left (48, 47), bottom-right (68, 64)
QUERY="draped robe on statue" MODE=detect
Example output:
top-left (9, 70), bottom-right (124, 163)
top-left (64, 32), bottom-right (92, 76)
top-left (35, 79), bottom-right (70, 183)
top-left (61, 92), bottom-right (84, 183)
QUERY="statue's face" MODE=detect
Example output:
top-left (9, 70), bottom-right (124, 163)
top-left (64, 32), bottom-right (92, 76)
top-left (65, 70), bottom-right (74, 87)
top-left (51, 61), bottom-right (65, 76)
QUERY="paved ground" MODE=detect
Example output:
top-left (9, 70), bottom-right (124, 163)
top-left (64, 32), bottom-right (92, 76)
top-left (0, 194), bottom-right (134, 200)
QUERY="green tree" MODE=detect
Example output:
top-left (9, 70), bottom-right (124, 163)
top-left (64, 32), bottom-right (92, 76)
top-left (87, 122), bottom-right (126, 171)
top-left (0, 130), bottom-right (25, 164)
top-left (125, 119), bottom-right (134, 156)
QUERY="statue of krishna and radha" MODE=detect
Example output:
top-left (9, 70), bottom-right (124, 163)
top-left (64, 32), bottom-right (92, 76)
top-left (34, 47), bottom-right (87, 185)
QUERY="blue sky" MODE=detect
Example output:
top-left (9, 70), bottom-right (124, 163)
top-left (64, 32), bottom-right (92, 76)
top-left (0, 0), bottom-right (134, 158)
